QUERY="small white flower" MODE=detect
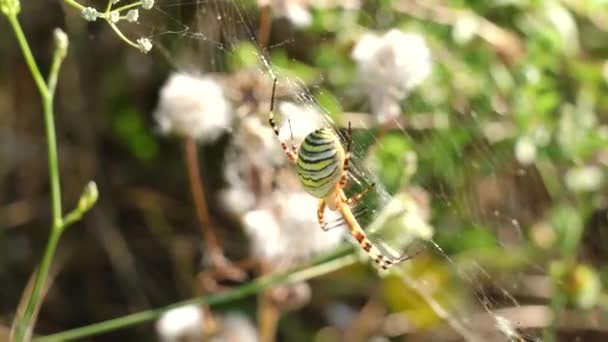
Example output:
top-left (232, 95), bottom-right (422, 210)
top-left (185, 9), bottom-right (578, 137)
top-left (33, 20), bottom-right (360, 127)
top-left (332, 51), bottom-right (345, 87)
top-left (111, 0), bottom-right (120, 4)
top-left (156, 305), bottom-right (204, 342)
top-left (142, 0), bottom-right (154, 10)
top-left (126, 9), bottom-right (139, 22)
top-left (352, 29), bottom-right (432, 122)
top-left (81, 7), bottom-right (99, 21)
top-left (565, 166), bottom-right (603, 192)
top-left (154, 73), bottom-right (232, 143)
top-left (109, 10), bottom-right (120, 23)
top-left (136, 37), bottom-right (152, 53)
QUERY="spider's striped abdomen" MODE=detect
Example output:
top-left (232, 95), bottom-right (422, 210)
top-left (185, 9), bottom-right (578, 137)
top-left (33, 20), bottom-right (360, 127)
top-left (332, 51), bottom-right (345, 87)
top-left (296, 128), bottom-right (345, 199)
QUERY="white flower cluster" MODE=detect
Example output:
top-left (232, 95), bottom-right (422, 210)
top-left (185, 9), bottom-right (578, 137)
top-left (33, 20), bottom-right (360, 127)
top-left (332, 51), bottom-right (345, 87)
top-left (109, 10), bottom-right (120, 23)
top-left (136, 37), bottom-right (152, 53)
top-left (352, 29), bottom-right (432, 122)
top-left (126, 9), bottom-right (139, 22)
top-left (79, 0), bottom-right (153, 53)
top-left (154, 73), bottom-right (233, 143)
top-left (142, 0), bottom-right (154, 10)
top-left (81, 7), bottom-right (99, 21)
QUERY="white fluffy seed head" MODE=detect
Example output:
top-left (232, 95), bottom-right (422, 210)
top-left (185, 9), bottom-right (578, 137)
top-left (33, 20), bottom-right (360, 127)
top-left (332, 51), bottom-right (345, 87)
top-left (352, 29), bottom-right (432, 122)
top-left (154, 73), bottom-right (233, 143)
top-left (156, 305), bottom-right (204, 342)
top-left (277, 101), bottom-right (326, 144)
top-left (242, 192), bottom-right (343, 268)
top-left (212, 313), bottom-right (258, 342)
top-left (240, 115), bottom-right (284, 166)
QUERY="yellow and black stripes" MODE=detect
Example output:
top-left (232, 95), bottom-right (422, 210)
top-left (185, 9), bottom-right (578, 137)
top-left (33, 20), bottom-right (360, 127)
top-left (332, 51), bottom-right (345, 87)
top-left (296, 129), bottom-right (344, 198)
top-left (268, 77), bottom-right (411, 271)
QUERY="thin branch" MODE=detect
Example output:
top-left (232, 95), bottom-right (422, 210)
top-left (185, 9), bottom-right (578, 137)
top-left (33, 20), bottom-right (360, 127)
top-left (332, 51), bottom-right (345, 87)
top-left (183, 136), bottom-right (245, 281)
top-left (34, 252), bottom-right (357, 341)
top-left (257, 4), bottom-right (272, 50)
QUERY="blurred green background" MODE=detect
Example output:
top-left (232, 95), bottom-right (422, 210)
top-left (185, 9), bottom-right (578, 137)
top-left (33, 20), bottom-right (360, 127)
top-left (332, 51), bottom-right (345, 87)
top-left (1, 0), bottom-right (608, 341)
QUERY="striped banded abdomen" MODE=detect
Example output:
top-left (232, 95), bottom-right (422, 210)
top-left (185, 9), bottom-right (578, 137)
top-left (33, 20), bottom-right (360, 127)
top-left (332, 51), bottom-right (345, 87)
top-left (296, 128), bottom-right (345, 198)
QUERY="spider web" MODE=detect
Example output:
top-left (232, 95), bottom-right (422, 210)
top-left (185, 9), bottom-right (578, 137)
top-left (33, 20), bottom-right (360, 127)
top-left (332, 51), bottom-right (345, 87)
top-left (126, 1), bottom-right (576, 341)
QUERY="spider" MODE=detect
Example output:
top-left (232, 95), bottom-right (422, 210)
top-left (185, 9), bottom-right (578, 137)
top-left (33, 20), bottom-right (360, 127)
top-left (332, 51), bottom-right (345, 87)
top-left (267, 79), bottom-right (411, 270)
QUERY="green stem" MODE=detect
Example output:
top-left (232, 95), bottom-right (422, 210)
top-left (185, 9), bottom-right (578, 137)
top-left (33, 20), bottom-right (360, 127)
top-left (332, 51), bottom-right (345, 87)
top-left (113, 1), bottom-right (141, 13)
top-left (16, 232), bottom-right (62, 341)
top-left (6, 14), bottom-right (49, 98)
top-left (104, 0), bottom-right (112, 14)
top-left (35, 252), bottom-right (357, 341)
top-left (106, 21), bottom-right (138, 49)
top-left (42, 93), bottom-right (63, 232)
top-left (7, 13), bottom-right (66, 342)
top-left (62, 0), bottom-right (85, 11)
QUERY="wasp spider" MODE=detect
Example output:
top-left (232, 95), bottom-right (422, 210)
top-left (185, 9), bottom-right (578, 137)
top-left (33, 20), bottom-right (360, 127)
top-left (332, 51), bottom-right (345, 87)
top-left (267, 80), bottom-right (411, 270)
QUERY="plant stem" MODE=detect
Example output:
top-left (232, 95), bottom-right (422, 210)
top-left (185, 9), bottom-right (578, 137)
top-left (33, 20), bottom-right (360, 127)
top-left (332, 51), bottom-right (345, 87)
top-left (257, 4), bottom-right (272, 50)
top-left (6, 14), bottom-right (49, 98)
top-left (35, 252), bottom-right (357, 341)
top-left (62, 0), bottom-right (85, 11)
top-left (184, 136), bottom-right (245, 281)
top-left (113, 1), bottom-right (141, 13)
top-left (7, 13), bottom-right (65, 342)
top-left (106, 21), bottom-right (139, 49)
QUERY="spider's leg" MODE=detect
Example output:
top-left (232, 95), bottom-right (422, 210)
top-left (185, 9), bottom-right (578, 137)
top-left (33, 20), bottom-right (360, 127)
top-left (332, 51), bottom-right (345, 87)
top-left (287, 119), bottom-right (298, 153)
top-left (337, 194), bottom-right (410, 270)
top-left (346, 183), bottom-right (376, 206)
top-left (338, 121), bottom-right (352, 189)
top-left (323, 205), bottom-right (369, 231)
top-left (268, 78), bottom-right (297, 163)
top-left (317, 199), bottom-right (329, 231)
